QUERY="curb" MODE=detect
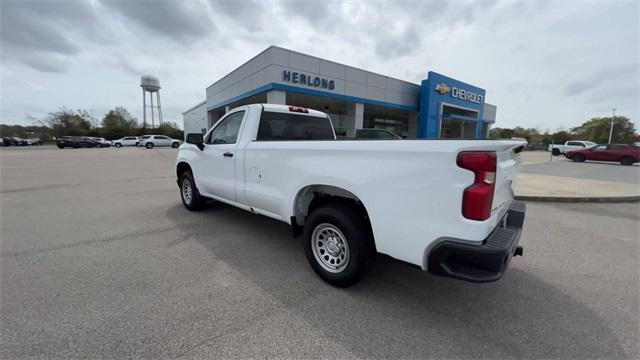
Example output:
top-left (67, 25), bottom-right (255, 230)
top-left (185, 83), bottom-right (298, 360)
top-left (515, 195), bottom-right (640, 203)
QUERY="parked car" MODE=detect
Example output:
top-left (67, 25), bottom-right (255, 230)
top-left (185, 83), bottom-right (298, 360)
top-left (112, 136), bottom-right (140, 147)
top-left (548, 140), bottom-right (596, 156)
top-left (56, 136), bottom-right (99, 149)
top-left (177, 104), bottom-right (527, 286)
top-left (139, 135), bottom-right (182, 149)
top-left (565, 144), bottom-right (640, 165)
top-left (92, 137), bottom-right (112, 148)
top-left (2, 137), bottom-right (16, 146)
top-left (354, 129), bottom-right (402, 140)
top-left (27, 138), bottom-right (42, 145)
top-left (11, 137), bottom-right (28, 146)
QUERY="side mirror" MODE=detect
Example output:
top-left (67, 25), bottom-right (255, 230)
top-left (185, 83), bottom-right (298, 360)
top-left (186, 133), bottom-right (204, 150)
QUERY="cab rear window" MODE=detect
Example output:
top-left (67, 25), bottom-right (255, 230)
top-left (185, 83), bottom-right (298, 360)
top-left (257, 111), bottom-right (334, 141)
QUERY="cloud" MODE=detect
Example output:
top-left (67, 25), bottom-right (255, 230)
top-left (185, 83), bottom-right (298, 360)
top-left (0, 0), bottom-right (638, 132)
top-left (22, 57), bottom-right (68, 74)
top-left (101, 0), bottom-right (215, 42)
top-left (0, 0), bottom-right (97, 55)
top-left (564, 64), bottom-right (639, 97)
top-left (0, 0), bottom-right (105, 73)
top-left (374, 26), bottom-right (421, 60)
top-left (211, 0), bottom-right (268, 32)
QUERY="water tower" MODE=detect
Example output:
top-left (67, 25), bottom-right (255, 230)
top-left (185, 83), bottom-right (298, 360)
top-left (140, 75), bottom-right (163, 128)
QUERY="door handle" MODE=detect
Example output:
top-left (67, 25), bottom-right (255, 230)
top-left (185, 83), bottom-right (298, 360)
top-left (223, 152), bottom-right (234, 157)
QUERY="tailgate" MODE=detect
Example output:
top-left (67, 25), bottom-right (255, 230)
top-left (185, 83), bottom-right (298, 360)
top-left (492, 144), bottom-right (523, 219)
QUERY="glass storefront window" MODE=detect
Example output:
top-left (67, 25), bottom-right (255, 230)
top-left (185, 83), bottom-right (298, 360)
top-left (363, 116), bottom-right (408, 137)
top-left (440, 119), bottom-right (477, 139)
top-left (328, 113), bottom-right (347, 137)
top-left (440, 105), bottom-right (479, 139)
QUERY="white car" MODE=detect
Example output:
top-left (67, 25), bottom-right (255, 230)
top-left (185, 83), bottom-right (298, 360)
top-left (175, 104), bottom-right (527, 287)
top-left (113, 136), bottom-right (140, 147)
top-left (548, 140), bottom-right (596, 156)
top-left (139, 135), bottom-right (182, 149)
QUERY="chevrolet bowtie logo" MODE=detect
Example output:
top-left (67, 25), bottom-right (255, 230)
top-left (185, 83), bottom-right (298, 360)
top-left (435, 83), bottom-right (450, 95)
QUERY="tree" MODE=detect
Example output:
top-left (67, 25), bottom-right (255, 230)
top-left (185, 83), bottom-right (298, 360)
top-left (40, 108), bottom-right (93, 137)
top-left (147, 121), bottom-right (183, 139)
top-left (101, 107), bottom-right (138, 139)
top-left (489, 127), bottom-right (515, 139)
top-left (571, 116), bottom-right (636, 144)
top-left (542, 131), bottom-right (572, 147)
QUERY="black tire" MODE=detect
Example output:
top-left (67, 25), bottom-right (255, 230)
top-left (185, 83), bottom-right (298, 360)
top-left (172, 142), bottom-right (180, 148)
top-left (620, 157), bottom-right (635, 166)
top-left (303, 203), bottom-right (375, 287)
top-left (552, 148), bottom-right (560, 156)
top-left (115, 143), bottom-right (122, 148)
top-left (145, 142), bottom-right (154, 149)
top-left (179, 171), bottom-right (205, 211)
top-left (573, 153), bottom-right (585, 162)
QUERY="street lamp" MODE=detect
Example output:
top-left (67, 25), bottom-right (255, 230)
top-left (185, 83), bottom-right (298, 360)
top-left (608, 108), bottom-right (616, 144)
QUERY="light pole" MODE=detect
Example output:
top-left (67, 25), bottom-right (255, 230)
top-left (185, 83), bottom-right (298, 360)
top-left (608, 108), bottom-right (616, 144)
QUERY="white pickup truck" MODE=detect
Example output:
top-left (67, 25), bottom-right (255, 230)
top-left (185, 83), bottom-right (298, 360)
top-left (175, 104), bottom-right (527, 287)
top-left (549, 140), bottom-right (596, 156)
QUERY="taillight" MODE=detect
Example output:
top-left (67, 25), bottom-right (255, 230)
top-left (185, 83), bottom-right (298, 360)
top-left (457, 151), bottom-right (497, 221)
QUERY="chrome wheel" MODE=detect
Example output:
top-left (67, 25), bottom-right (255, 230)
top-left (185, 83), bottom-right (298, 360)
top-left (182, 178), bottom-right (193, 204)
top-left (311, 223), bottom-right (350, 273)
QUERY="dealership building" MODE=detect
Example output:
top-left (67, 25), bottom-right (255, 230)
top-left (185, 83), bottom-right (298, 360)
top-left (183, 45), bottom-right (497, 139)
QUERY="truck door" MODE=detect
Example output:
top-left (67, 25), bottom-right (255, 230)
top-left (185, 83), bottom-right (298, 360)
top-left (197, 110), bottom-right (245, 201)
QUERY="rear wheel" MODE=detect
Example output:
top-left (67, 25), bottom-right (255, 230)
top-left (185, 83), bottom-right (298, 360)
top-left (179, 171), bottom-right (205, 211)
top-left (620, 156), bottom-right (635, 166)
top-left (303, 203), bottom-right (375, 287)
top-left (145, 142), bottom-right (154, 149)
top-left (172, 142), bottom-right (180, 148)
top-left (573, 153), bottom-right (585, 162)
top-left (552, 148), bottom-right (560, 156)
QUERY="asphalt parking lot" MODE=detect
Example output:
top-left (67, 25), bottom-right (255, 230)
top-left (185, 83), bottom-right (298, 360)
top-left (1, 147), bottom-right (638, 359)
top-left (521, 152), bottom-right (640, 184)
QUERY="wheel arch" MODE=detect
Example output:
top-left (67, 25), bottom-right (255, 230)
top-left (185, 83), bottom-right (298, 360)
top-left (291, 184), bottom-right (375, 247)
top-left (176, 161), bottom-right (192, 179)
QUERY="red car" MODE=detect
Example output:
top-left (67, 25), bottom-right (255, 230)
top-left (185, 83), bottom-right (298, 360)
top-left (565, 144), bottom-right (640, 166)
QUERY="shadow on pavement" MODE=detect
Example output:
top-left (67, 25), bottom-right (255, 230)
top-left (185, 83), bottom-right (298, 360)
top-left (166, 202), bottom-right (627, 359)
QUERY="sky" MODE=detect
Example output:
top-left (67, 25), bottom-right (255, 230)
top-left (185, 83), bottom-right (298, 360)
top-left (1, 0), bottom-right (638, 132)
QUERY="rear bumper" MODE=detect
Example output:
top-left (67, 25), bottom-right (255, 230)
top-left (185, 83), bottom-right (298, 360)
top-left (427, 201), bottom-right (526, 283)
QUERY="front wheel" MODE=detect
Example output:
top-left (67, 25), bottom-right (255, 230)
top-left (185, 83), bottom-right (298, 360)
top-left (573, 154), bottom-right (585, 162)
top-left (303, 204), bottom-right (375, 287)
top-left (179, 171), bottom-right (205, 211)
top-left (145, 142), bottom-right (154, 149)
